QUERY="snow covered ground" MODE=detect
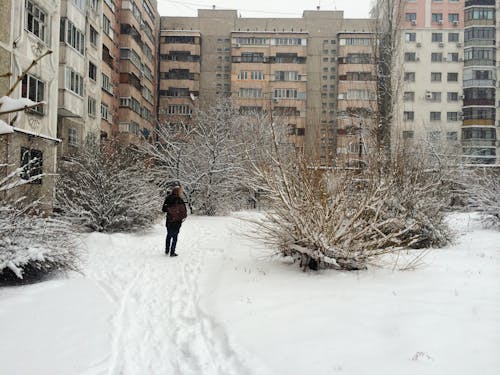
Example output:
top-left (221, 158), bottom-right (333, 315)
top-left (0, 212), bottom-right (499, 375)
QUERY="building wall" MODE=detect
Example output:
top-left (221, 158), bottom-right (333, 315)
top-left (394, 0), bottom-right (464, 154)
top-left (160, 10), bottom-right (375, 163)
top-left (0, 0), bottom-right (61, 211)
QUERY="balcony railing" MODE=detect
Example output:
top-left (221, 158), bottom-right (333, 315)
top-left (465, 0), bottom-right (495, 7)
top-left (463, 79), bottom-right (496, 88)
top-left (463, 98), bottom-right (495, 106)
top-left (464, 59), bottom-right (496, 67)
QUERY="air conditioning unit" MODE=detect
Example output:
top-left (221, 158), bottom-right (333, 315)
top-left (439, 42), bottom-right (444, 47)
top-left (338, 94), bottom-right (346, 100)
top-left (411, 20), bottom-right (417, 26)
top-left (460, 94), bottom-right (465, 99)
top-left (438, 20), bottom-right (443, 25)
top-left (453, 20), bottom-right (459, 26)
top-left (425, 92), bottom-right (432, 100)
top-left (416, 42), bottom-right (422, 47)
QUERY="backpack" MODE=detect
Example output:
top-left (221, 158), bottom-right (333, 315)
top-left (166, 202), bottom-right (187, 223)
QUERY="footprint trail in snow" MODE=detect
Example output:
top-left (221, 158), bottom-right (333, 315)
top-left (85, 220), bottom-right (251, 375)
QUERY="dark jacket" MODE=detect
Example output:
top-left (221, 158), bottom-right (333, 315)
top-left (162, 194), bottom-right (187, 224)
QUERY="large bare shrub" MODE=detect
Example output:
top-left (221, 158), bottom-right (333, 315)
top-left (247, 124), bottom-right (451, 271)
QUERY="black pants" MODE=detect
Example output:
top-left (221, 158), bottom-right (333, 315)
top-left (166, 221), bottom-right (182, 253)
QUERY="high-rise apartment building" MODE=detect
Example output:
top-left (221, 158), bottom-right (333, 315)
top-left (58, 0), bottom-right (103, 155)
top-left (160, 9), bottom-right (375, 164)
top-left (462, 0), bottom-right (498, 164)
top-left (395, 0), bottom-right (464, 150)
top-left (118, 0), bottom-right (159, 144)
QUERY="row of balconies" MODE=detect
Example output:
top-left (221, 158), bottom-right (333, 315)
top-left (231, 55), bottom-right (306, 64)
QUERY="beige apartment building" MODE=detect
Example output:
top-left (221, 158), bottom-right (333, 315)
top-left (58, 0), bottom-right (103, 155)
top-left (395, 0), bottom-right (465, 153)
top-left (160, 9), bottom-right (375, 164)
top-left (0, 0), bottom-right (61, 211)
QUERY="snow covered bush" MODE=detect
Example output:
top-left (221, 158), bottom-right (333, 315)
top-left (464, 168), bottom-right (500, 229)
top-left (55, 137), bottom-right (161, 232)
top-left (0, 162), bottom-right (79, 283)
top-left (247, 125), bottom-right (451, 271)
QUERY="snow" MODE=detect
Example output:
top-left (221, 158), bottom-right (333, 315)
top-left (0, 96), bottom-right (43, 114)
top-left (0, 212), bottom-right (499, 374)
top-left (0, 119), bottom-right (14, 134)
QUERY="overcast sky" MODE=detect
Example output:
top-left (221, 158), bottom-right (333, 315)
top-left (157, 0), bottom-right (375, 19)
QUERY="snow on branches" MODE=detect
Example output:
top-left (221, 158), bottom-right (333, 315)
top-left (0, 161), bottom-right (79, 283)
top-left (246, 124), bottom-right (451, 271)
top-left (56, 137), bottom-right (161, 232)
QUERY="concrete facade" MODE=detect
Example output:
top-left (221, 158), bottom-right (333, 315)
top-left (160, 9), bottom-right (376, 163)
top-left (0, 0), bottom-right (61, 211)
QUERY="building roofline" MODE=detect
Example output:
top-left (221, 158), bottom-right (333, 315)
top-left (13, 127), bottom-right (62, 143)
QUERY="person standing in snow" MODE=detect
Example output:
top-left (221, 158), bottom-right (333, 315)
top-left (162, 186), bottom-right (187, 256)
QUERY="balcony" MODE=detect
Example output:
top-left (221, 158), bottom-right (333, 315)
top-left (463, 79), bottom-right (496, 88)
top-left (463, 98), bottom-right (495, 106)
top-left (464, 59), bottom-right (496, 67)
top-left (465, 0), bottom-right (495, 7)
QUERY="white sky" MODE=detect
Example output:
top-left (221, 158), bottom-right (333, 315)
top-left (157, 0), bottom-right (375, 19)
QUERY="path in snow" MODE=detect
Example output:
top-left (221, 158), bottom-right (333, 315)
top-left (85, 218), bottom-right (251, 375)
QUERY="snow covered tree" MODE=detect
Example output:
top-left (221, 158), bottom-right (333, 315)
top-left (141, 99), bottom-right (268, 215)
top-left (55, 136), bottom-right (161, 232)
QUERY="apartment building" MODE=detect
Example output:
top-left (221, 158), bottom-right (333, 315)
top-left (158, 30), bottom-right (201, 125)
top-left (462, 0), bottom-right (498, 164)
top-left (395, 0), bottom-right (464, 150)
top-left (58, 0), bottom-right (102, 155)
top-left (160, 9), bottom-right (375, 163)
top-left (0, 0), bottom-right (61, 211)
top-left (119, 0), bottom-right (159, 144)
top-left (336, 32), bottom-right (377, 167)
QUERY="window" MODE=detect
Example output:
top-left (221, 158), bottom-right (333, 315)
top-left (166, 105), bottom-right (192, 115)
top-left (448, 13), bottom-right (459, 23)
top-left (448, 33), bottom-right (459, 42)
top-left (273, 88), bottom-right (298, 99)
top-left (102, 73), bottom-right (113, 94)
top-left (339, 38), bottom-right (371, 46)
top-left (90, 0), bottom-right (98, 11)
top-left (142, 86), bottom-right (153, 104)
top-left (465, 28), bottom-right (495, 42)
top-left (239, 88), bottom-right (262, 98)
top-left (432, 33), bottom-right (443, 42)
top-left (403, 111), bottom-right (414, 121)
top-left (89, 62), bottom-right (97, 81)
top-left (274, 38), bottom-right (303, 45)
top-left (65, 67), bottom-right (84, 96)
top-left (72, 0), bottom-right (86, 11)
top-left (21, 74), bottom-right (45, 114)
top-left (104, 0), bottom-right (115, 11)
top-left (431, 53), bottom-right (443, 62)
top-left (403, 131), bottom-right (414, 139)
top-left (404, 72), bottom-right (416, 82)
top-left (250, 71), bottom-right (264, 80)
top-left (60, 19), bottom-right (85, 54)
top-left (101, 103), bottom-right (110, 122)
top-left (90, 25), bottom-right (98, 46)
top-left (430, 112), bottom-right (441, 121)
top-left (25, 0), bottom-right (47, 42)
top-left (432, 13), bottom-right (443, 23)
top-left (103, 15), bottom-right (114, 40)
top-left (447, 112), bottom-right (459, 121)
top-left (447, 92), bottom-right (459, 102)
top-left (403, 91), bottom-right (415, 101)
top-left (405, 32), bottom-right (416, 42)
top-left (297, 128), bottom-right (305, 136)
top-left (405, 13), bottom-right (416, 22)
top-left (404, 52), bottom-right (416, 62)
top-left (430, 92), bottom-right (441, 102)
top-left (88, 97), bottom-right (96, 117)
top-left (465, 8), bottom-right (494, 21)
top-left (447, 53), bottom-right (459, 62)
top-left (68, 127), bottom-right (78, 146)
top-left (431, 72), bottom-right (442, 82)
top-left (20, 147), bottom-right (43, 184)
top-left (447, 72), bottom-right (458, 82)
